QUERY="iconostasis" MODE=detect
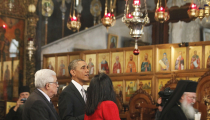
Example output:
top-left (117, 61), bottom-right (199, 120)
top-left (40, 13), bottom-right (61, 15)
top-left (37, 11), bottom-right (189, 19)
top-left (43, 41), bottom-right (210, 103)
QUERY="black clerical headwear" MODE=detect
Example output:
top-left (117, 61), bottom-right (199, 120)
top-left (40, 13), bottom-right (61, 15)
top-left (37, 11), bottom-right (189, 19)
top-left (19, 86), bottom-right (30, 95)
top-left (159, 80), bottom-right (198, 120)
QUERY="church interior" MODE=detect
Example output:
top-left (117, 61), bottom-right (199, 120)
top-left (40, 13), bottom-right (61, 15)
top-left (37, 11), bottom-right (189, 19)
top-left (1, 0), bottom-right (210, 119)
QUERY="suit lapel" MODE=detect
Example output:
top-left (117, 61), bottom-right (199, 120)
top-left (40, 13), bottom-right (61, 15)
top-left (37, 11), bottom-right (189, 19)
top-left (34, 89), bottom-right (60, 120)
top-left (69, 82), bottom-right (86, 106)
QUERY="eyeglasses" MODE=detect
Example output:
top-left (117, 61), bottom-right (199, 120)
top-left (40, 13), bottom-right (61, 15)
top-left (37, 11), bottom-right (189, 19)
top-left (48, 81), bottom-right (59, 85)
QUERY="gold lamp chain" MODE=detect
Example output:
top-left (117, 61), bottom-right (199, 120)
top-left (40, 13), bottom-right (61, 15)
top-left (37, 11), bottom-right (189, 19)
top-left (157, 0), bottom-right (160, 9)
top-left (70, 0), bottom-right (73, 18)
top-left (144, 0), bottom-right (148, 16)
top-left (105, 0), bottom-right (107, 15)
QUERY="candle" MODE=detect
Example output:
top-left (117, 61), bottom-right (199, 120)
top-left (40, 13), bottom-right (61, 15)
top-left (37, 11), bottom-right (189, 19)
top-left (71, 16), bottom-right (77, 21)
top-left (105, 13), bottom-right (111, 17)
top-left (191, 3), bottom-right (197, 9)
top-left (133, 0), bottom-right (140, 5)
top-left (3, 24), bottom-right (6, 28)
top-left (158, 7), bottom-right (165, 12)
top-left (126, 13), bottom-right (133, 18)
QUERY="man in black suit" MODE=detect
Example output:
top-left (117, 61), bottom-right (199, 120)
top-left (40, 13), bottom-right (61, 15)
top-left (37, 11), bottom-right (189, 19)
top-left (59, 59), bottom-right (89, 120)
top-left (22, 69), bottom-right (60, 120)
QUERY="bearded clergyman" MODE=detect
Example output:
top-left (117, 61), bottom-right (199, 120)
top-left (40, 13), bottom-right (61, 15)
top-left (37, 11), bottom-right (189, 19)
top-left (159, 80), bottom-right (198, 120)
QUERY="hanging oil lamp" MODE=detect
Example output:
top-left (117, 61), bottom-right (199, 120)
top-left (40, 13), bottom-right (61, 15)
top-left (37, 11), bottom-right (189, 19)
top-left (101, 0), bottom-right (116, 30)
top-left (67, 0), bottom-right (81, 32)
top-left (187, 3), bottom-right (198, 19)
top-left (154, 0), bottom-right (170, 23)
top-left (198, 7), bottom-right (204, 20)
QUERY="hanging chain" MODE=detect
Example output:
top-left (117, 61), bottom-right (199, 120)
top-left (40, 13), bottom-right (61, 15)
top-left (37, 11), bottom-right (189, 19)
top-left (144, 0), bottom-right (148, 16)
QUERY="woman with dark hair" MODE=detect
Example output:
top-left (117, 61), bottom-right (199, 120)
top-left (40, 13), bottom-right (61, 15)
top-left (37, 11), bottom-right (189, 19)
top-left (85, 73), bottom-right (120, 120)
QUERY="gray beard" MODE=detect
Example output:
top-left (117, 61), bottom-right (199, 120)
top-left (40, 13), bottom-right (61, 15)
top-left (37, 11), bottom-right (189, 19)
top-left (181, 98), bottom-right (195, 119)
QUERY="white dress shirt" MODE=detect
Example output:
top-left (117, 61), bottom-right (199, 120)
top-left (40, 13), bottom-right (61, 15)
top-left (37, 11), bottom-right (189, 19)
top-left (71, 80), bottom-right (84, 97)
top-left (37, 88), bottom-right (50, 102)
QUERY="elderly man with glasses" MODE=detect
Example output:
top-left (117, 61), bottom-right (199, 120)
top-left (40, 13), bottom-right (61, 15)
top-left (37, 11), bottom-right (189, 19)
top-left (22, 69), bottom-right (60, 120)
top-left (159, 80), bottom-right (198, 120)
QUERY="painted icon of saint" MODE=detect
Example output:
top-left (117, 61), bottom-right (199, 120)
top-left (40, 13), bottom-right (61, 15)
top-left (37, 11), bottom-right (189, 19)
top-left (88, 58), bottom-right (94, 75)
top-left (159, 53), bottom-right (169, 71)
top-left (47, 62), bottom-right (54, 70)
top-left (99, 55), bottom-right (109, 74)
top-left (190, 50), bottom-right (200, 69)
top-left (126, 55), bottom-right (136, 73)
top-left (175, 51), bottom-right (184, 70)
top-left (141, 53), bottom-right (151, 72)
top-left (207, 50), bottom-right (210, 68)
top-left (113, 56), bottom-right (121, 73)
top-left (59, 60), bottom-right (65, 76)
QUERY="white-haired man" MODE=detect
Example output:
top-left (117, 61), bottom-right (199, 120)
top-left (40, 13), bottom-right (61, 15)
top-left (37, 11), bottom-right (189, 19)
top-left (22, 69), bottom-right (60, 120)
top-left (160, 80), bottom-right (198, 120)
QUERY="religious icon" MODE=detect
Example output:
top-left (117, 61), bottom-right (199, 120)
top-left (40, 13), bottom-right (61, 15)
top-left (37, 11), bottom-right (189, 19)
top-left (159, 53), bottom-right (169, 71)
top-left (86, 54), bottom-right (96, 75)
top-left (126, 55), bottom-right (137, 73)
top-left (99, 55), bottom-right (109, 74)
top-left (3, 61), bottom-right (12, 100)
top-left (207, 50), bottom-right (210, 68)
top-left (47, 61), bottom-right (54, 70)
top-left (13, 60), bottom-right (19, 97)
top-left (141, 53), bottom-right (151, 72)
top-left (113, 56), bottom-right (121, 74)
top-left (88, 58), bottom-right (94, 75)
top-left (175, 51), bottom-right (184, 70)
top-left (139, 80), bottom-right (151, 94)
top-left (112, 52), bottom-right (123, 74)
top-left (158, 79), bottom-right (170, 92)
top-left (108, 34), bottom-right (118, 49)
top-left (0, 26), bottom-right (10, 61)
top-left (113, 81), bottom-right (123, 98)
top-left (59, 60), bottom-right (66, 76)
top-left (190, 50), bottom-right (200, 69)
top-left (126, 81), bottom-right (137, 101)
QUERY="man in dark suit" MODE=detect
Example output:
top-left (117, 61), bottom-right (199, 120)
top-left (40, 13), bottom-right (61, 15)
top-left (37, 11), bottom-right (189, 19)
top-left (22, 69), bottom-right (60, 120)
top-left (59, 59), bottom-right (89, 120)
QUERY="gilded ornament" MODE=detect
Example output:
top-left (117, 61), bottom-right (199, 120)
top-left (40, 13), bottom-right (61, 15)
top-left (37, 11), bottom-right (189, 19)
top-left (90, 0), bottom-right (102, 17)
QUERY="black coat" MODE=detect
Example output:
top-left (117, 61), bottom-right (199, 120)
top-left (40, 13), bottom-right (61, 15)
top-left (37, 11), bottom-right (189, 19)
top-left (22, 89), bottom-right (60, 120)
top-left (58, 82), bottom-right (86, 120)
top-left (5, 105), bottom-right (23, 120)
top-left (162, 104), bottom-right (187, 120)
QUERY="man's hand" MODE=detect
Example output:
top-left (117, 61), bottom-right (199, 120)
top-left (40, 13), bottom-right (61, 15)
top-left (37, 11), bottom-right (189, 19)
top-left (13, 97), bottom-right (24, 112)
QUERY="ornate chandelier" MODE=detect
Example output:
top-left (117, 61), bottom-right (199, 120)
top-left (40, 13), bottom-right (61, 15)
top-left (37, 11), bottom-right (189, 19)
top-left (154, 0), bottom-right (170, 23)
top-left (101, 0), bottom-right (116, 30)
top-left (67, 0), bottom-right (81, 32)
top-left (122, 0), bottom-right (150, 55)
